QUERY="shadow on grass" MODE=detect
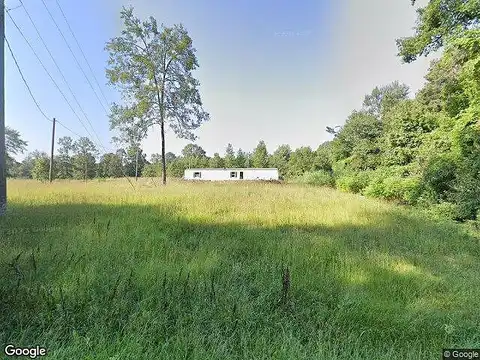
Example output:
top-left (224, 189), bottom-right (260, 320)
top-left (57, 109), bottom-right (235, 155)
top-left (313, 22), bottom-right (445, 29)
top-left (1, 202), bottom-right (479, 359)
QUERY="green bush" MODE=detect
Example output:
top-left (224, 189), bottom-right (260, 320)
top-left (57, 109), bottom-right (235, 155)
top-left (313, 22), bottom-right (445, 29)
top-left (301, 170), bottom-right (334, 187)
top-left (451, 170), bottom-right (480, 220)
top-left (143, 164), bottom-right (162, 177)
top-left (336, 172), bottom-right (371, 193)
top-left (363, 175), bottom-right (422, 205)
top-left (422, 154), bottom-right (458, 201)
top-left (425, 202), bottom-right (461, 221)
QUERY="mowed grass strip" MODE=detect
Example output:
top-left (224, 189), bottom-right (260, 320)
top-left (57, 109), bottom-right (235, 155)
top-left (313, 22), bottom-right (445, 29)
top-left (1, 179), bottom-right (479, 360)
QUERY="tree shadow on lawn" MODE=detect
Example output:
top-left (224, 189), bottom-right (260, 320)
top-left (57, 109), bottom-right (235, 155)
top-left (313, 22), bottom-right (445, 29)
top-left (1, 202), bottom-right (479, 359)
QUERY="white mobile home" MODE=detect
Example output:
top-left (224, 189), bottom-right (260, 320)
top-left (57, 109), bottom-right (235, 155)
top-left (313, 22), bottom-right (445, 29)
top-left (184, 168), bottom-right (279, 181)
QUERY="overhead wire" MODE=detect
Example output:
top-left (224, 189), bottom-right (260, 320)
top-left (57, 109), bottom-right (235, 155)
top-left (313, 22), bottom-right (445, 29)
top-left (6, 35), bottom-right (91, 141)
top-left (5, 35), bottom-right (135, 188)
top-left (39, 0), bottom-right (110, 116)
top-left (54, 0), bottom-right (110, 107)
top-left (18, 0), bottom-right (104, 149)
top-left (6, 9), bottom-right (102, 149)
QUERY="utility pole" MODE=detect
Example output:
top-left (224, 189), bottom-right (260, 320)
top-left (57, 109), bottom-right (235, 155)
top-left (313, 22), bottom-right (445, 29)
top-left (49, 118), bottom-right (56, 183)
top-left (0, 1), bottom-right (6, 216)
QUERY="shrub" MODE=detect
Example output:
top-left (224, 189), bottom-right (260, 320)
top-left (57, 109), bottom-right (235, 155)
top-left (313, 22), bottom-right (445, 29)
top-left (363, 175), bottom-right (422, 205)
top-left (451, 170), bottom-right (480, 220)
top-left (301, 170), bottom-right (334, 187)
top-left (422, 154), bottom-right (458, 201)
top-left (425, 202), bottom-right (461, 221)
top-left (336, 172), bottom-right (371, 193)
top-left (143, 164), bottom-right (162, 177)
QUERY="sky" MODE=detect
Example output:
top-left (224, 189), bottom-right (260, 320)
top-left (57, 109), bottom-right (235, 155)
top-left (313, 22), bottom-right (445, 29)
top-left (5, 0), bottom-right (434, 161)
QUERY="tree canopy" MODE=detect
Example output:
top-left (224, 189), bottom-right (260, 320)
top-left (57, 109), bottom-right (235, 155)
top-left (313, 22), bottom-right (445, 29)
top-left (105, 6), bottom-right (209, 185)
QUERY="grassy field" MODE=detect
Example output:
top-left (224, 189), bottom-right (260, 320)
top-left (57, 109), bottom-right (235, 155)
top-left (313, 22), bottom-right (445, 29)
top-left (1, 178), bottom-right (479, 359)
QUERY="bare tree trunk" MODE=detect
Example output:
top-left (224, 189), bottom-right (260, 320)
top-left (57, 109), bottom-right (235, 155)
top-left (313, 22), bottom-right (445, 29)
top-left (161, 120), bottom-right (166, 185)
top-left (153, 70), bottom-right (167, 185)
top-left (135, 147), bottom-right (139, 182)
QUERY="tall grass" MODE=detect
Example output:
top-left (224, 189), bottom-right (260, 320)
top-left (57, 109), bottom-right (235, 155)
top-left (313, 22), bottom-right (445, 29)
top-left (1, 178), bottom-right (479, 359)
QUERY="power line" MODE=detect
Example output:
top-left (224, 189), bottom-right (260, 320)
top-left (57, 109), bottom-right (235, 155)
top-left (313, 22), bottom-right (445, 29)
top-left (39, 0), bottom-right (110, 116)
top-left (6, 35), bottom-right (135, 188)
top-left (6, 9), bottom-right (102, 149)
top-left (5, 36), bottom-right (50, 122)
top-left (55, 0), bottom-right (110, 107)
top-left (6, 35), bottom-right (89, 140)
top-left (5, 23), bottom-right (135, 188)
top-left (17, 0), bottom-right (104, 149)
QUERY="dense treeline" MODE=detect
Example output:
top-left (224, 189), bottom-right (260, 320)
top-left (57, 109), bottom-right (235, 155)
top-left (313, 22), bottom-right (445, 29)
top-left (4, 0), bottom-right (480, 222)
top-left (4, 135), bottom-right (327, 182)
top-left (322, 1), bottom-right (480, 222)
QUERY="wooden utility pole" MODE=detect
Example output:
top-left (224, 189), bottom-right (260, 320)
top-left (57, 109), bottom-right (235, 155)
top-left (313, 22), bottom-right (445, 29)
top-left (49, 118), bottom-right (56, 183)
top-left (0, 1), bottom-right (6, 215)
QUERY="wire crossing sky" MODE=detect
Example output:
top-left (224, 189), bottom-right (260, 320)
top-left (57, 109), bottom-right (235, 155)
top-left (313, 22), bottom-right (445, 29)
top-left (5, 0), bottom-right (434, 160)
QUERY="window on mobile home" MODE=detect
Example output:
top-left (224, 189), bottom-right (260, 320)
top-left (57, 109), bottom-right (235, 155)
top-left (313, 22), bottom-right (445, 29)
top-left (193, 172), bottom-right (201, 178)
top-left (230, 171), bottom-right (237, 178)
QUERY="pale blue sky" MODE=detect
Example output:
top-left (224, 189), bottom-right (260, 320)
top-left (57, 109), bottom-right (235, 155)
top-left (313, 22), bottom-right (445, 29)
top-left (5, 0), bottom-right (434, 160)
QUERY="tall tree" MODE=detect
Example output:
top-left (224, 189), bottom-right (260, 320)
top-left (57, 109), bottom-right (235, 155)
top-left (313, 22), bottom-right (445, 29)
top-left (396, 0), bottom-right (480, 63)
top-left (124, 146), bottom-right (148, 177)
top-left (288, 147), bottom-right (316, 177)
top-left (181, 143), bottom-right (208, 168)
top-left (167, 158), bottom-right (188, 177)
top-left (5, 126), bottom-right (27, 157)
top-left (110, 102), bottom-right (151, 181)
top-left (5, 126), bottom-right (28, 177)
top-left (106, 6), bottom-right (210, 185)
top-left (269, 144), bottom-right (291, 178)
top-left (362, 81), bottom-right (410, 119)
top-left (314, 142), bottom-right (333, 172)
top-left (251, 140), bottom-right (269, 168)
top-left (224, 143), bottom-right (236, 168)
top-left (57, 136), bottom-right (75, 179)
top-left (98, 153), bottom-right (124, 178)
top-left (72, 137), bottom-right (98, 181)
top-left (181, 143), bottom-right (206, 158)
top-left (235, 148), bottom-right (247, 168)
top-left (330, 110), bottom-right (383, 166)
top-left (32, 155), bottom-right (51, 182)
top-left (151, 152), bottom-right (177, 165)
top-left (208, 153), bottom-right (224, 168)
top-left (11, 150), bottom-right (46, 179)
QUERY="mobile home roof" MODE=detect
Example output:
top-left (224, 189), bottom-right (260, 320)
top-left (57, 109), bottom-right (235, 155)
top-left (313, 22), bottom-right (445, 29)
top-left (186, 168), bottom-right (278, 170)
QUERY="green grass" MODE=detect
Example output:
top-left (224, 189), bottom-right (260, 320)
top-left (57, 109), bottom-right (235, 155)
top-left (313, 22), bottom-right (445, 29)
top-left (1, 178), bottom-right (479, 359)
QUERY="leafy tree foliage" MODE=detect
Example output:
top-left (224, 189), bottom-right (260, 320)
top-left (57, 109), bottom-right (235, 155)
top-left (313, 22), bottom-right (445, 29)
top-left (72, 137), bottom-right (98, 180)
top-left (5, 126), bottom-right (28, 177)
top-left (182, 144), bottom-right (206, 158)
top-left (330, 110), bottom-right (382, 170)
top-left (288, 147), bottom-right (316, 177)
top-left (251, 140), bottom-right (269, 168)
top-left (235, 149), bottom-right (248, 168)
top-left (106, 6), bottom-right (209, 185)
top-left (32, 155), bottom-right (51, 182)
top-left (362, 81), bottom-right (410, 119)
top-left (313, 142), bottom-right (334, 175)
top-left (6, 126), bottom-right (28, 156)
top-left (269, 144), bottom-right (291, 178)
top-left (396, 0), bottom-right (480, 63)
top-left (57, 136), bottom-right (75, 179)
top-left (224, 144), bottom-right (236, 168)
top-left (208, 153), bottom-right (224, 168)
top-left (98, 153), bottom-right (124, 178)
